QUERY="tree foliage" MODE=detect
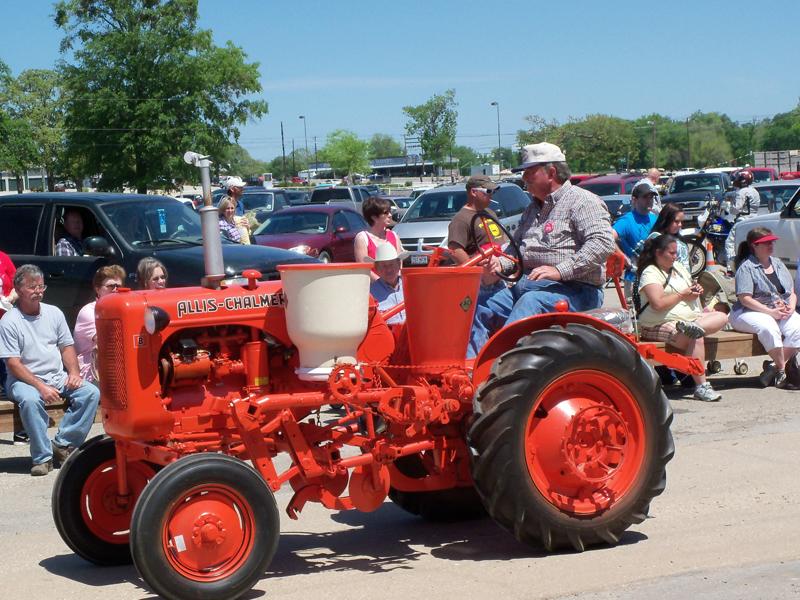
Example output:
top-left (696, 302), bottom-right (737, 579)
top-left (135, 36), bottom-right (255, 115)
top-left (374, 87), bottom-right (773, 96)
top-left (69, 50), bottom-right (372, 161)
top-left (760, 104), bottom-right (800, 151)
top-left (369, 133), bottom-right (403, 159)
top-left (0, 60), bottom-right (39, 192)
top-left (54, 0), bottom-right (267, 193)
top-left (219, 144), bottom-right (271, 179)
top-left (403, 89), bottom-right (458, 170)
top-left (320, 130), bottom-right (369, 178)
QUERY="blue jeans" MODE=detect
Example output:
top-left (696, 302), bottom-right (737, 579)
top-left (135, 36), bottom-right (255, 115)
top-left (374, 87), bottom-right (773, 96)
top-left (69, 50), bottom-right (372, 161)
top-left (468, 279), bottom-right (604, 357)
top-left (9, 380), bottom-right (100, 465)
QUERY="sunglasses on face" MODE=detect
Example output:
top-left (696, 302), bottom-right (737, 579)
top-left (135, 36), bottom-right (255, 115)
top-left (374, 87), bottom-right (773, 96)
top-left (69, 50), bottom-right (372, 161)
top-left (474, 187), bottom-right (496, 195)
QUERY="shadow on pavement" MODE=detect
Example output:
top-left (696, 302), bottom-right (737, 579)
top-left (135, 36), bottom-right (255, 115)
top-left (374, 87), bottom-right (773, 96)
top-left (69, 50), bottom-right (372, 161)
top-left (39, 553), bottom-right (265, 599)
top-left (0, 456), bottom-right (33, 474)
top-left (267, 503), bottom-right (648, 578)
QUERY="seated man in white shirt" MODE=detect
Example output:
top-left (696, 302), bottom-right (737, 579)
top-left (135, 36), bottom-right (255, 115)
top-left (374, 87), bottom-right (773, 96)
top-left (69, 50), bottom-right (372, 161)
top-left (369, 243), bottom-right (406, 325)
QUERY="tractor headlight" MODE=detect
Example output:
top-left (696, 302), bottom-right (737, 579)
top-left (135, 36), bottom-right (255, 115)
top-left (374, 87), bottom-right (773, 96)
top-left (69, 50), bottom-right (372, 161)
top-left (144, 305), bottom-right (170, 335)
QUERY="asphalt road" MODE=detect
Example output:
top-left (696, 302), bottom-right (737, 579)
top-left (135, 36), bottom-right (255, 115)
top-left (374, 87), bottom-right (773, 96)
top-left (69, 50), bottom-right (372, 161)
top-left (1, 357), bottom-right (799, 600)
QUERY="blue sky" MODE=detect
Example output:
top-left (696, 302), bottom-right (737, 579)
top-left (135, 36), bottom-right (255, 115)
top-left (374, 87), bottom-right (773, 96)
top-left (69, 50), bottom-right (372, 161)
top-left (2, 0), bottom-right (799, 161)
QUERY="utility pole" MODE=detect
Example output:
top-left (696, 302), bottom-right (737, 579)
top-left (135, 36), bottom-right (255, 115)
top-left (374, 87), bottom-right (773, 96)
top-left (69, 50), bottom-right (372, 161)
top-left (291, 139), bottom-right (296, 175)
top-left (490, 101), bottom-right (501, 172)
top-left (280, 121), bottom-right (287, 184)
top-left (299, 115), bottom-right (309, 177)
top-left (686, 117), bottom-right (691, 168)
top-left (313, 136), bottom-right (318, 182)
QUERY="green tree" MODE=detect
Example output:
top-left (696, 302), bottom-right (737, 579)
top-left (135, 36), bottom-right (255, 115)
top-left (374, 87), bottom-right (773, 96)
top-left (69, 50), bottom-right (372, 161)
top-left (320, 130), bottom-right (369, 179)
top-left (369, 133), bottom-right (403, 159)
top-left (450, 144), bottom-right (480, 175)
top-left (54, 0), bottom-right (267, 193)
top-left (0, 61), bottom-right (38, 192)
top-left (759, 104), bottom-right (800, 151)
top-left (219, 144), bottom-right (271, 179)
top-left (403, 89), bottom-right (458, 173)
top-left (2, 69), bottom-right (66, 191)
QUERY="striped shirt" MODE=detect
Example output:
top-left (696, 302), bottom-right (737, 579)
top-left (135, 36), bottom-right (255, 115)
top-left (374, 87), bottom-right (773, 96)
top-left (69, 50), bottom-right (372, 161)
top-left (513, 181), bottom-right (615, 287)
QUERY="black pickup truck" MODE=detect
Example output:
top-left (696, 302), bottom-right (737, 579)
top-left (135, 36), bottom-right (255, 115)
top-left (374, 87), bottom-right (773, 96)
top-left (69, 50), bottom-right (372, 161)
top-left (661, 172), bottom-right (733, 224)
top-left (0, 193), bottom-right (315, 325)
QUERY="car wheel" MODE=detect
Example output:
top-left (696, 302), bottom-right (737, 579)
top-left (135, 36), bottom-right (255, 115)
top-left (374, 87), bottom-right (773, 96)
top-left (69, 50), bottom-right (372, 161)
top-left (318, 251), bottom-right (332, 263)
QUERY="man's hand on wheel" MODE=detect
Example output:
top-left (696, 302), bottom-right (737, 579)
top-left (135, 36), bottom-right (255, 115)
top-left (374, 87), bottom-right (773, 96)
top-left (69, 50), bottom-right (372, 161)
top-left (527, 265), bottom-right (561, 281)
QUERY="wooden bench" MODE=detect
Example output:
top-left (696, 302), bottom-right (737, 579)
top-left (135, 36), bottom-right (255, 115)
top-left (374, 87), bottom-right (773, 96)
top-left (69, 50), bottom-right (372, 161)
top-left (0, 389), bottom-right (101, 434)
top-left (650, 330), bottom-right (765, 360)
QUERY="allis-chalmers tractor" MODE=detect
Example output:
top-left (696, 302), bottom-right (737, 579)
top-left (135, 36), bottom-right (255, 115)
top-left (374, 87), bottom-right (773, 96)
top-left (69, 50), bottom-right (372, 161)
top-left (52, 160), bottom-right (694, 600)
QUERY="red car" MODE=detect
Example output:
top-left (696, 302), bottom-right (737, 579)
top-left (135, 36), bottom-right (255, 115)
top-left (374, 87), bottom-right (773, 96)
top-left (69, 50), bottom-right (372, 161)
top-left (253, 205), bottom-right (368, 262)
top-left (577, 173), bottom-right (641, 196)
top-left (736, 167), bottom-right (777, 183)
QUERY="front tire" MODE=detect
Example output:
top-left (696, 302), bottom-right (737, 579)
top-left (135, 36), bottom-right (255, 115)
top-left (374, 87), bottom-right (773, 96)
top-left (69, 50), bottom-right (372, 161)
top-left (468, 324), bottom-right (673, 552)
top-left (318, 250), bottom-right (332, 263)
top-left (130, 454), bottom-right (280, 600)
top-left (52, 435), bottom-right (157, 565)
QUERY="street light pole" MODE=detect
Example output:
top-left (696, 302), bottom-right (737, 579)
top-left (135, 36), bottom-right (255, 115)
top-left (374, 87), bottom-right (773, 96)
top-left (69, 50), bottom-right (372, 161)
top-left (490, 101), bottom-right (501, 172)
top-left (299, 115), bottom-right (309, 180)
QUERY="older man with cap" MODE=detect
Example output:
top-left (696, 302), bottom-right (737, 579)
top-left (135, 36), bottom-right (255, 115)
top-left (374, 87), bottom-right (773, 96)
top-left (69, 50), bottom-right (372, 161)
top-left (369, 242), bottom-right (406, 325)
top-left (468, 142), bottom-right (615, 356)
top-left (224, 176), bottom-right (247, 217)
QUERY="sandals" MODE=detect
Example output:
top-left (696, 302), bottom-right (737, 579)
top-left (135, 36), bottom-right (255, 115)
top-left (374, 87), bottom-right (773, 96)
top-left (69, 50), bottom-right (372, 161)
top-left (676, 320), bottom-right (706, 340)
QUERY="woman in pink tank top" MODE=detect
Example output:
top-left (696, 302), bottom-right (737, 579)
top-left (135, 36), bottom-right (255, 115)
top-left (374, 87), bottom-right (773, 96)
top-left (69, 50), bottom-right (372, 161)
top-left (355, 196), bottom-right (404, 280)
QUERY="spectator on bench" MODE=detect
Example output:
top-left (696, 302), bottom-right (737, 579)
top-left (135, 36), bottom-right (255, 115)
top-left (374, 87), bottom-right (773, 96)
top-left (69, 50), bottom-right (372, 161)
top-left (0, 265), bottom-right (100, 476)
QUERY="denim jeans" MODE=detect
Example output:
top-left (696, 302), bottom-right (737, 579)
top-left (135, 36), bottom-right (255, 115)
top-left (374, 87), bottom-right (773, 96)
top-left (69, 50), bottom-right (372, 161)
top-left (9, 380), bottom-right (100, 465)
top-left (468, 278), bottom-right (604, 357)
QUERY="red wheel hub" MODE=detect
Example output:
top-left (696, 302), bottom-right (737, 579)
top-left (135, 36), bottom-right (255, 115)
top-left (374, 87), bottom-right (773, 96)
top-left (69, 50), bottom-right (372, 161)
top-left (524, 370), bottom-right (646, 516)
top-left (80, 460), bottom-right (156, 544)
top-left (163, 485), bottom-right (255, 582)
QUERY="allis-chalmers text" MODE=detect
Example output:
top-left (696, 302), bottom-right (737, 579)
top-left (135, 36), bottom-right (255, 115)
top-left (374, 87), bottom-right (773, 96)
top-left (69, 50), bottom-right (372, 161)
top-left (177, 292), bottom-right (286, 318)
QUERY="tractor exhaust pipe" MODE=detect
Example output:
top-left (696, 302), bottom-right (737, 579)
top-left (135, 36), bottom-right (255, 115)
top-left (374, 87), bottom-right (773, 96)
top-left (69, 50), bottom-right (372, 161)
top-left (184, 151), bottom-right (225, 289)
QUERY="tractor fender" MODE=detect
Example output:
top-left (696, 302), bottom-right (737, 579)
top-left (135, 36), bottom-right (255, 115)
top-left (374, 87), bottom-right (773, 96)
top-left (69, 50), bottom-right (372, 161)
top-left (471, 312), bottom-right (638, 387)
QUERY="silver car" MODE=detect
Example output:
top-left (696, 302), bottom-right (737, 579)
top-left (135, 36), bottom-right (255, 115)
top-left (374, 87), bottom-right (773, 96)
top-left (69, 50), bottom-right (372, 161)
top-left (392, 183), bottom-right (531, 266)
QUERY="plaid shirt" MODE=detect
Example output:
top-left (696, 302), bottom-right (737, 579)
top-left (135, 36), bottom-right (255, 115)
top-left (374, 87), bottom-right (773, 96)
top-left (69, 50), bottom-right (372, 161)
top-left (55, 236), bottom-right (82, 256)
top-left (513, 181), bottom-right (615, 287)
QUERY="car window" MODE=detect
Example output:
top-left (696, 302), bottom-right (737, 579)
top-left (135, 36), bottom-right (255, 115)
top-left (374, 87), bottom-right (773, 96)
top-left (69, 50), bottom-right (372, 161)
top-left (332, 212), bottom-right (349, 231)
top-left (52, 205), bottom-right (107, 256)
top-left (494, 186), bottom-right (530, 216)
top-left (343, 211), bottom-right (368, 232)
top-left (102, 199), bottom-right (204, 246)
top-left (310, 188), bottom-right (352, 203)
top-left (0, 205), bottom-right (43, 254)
top-left (404, 191), bottom-right (467, 222)
top-left (580, 182), bottom-right (621, 196)
top-left (623, 179), bottom-right (638, 194)
top-left (755, 185), bottom-right (800, 211)
top-left (240, 193), bottom-right (274, 212)
top-left (254, 211), bottom-right (328, 235)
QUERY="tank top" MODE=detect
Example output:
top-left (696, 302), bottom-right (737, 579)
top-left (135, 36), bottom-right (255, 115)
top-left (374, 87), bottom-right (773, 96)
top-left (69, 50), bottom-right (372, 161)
top-left (365, 229), bottom-right (399, 258)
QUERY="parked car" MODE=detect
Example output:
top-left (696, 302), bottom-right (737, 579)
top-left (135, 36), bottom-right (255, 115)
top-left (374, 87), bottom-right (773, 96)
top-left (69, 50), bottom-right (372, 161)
top-left (570, 174), bottom-right (598, 186)
top-left (599, 194), bottom-right (632, 222)
top-left (392, 183), bottom-right (531, 266)
top-left (0, 193), bottom-right (315, 326)
top-left (211, 187), bottom-right (290, 226)
top-left (752, 180), bottom-right (800, 214)
top-left (253, 205), bottom-right (367, 263)
top-left (739, 167), bottom-right (778, 183)
top-left (732, 185), bottom-right (800, 270)
top-left (577, 173), bottom-right (640, 197)
top-left (284, 190), bottom-right (310, 205)
top-left (409, 183), bottom-right (437, 200)
top-left (387, 196), bottom-right (412, 222)
top-left (308, 186), bottom-right (372, 214)
top-left (661, 171), bottom-right (733, 224)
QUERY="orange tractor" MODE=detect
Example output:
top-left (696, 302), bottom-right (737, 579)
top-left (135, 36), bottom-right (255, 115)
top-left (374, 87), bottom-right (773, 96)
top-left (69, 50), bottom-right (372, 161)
top-left (52, 158), bottom-right (696, 600)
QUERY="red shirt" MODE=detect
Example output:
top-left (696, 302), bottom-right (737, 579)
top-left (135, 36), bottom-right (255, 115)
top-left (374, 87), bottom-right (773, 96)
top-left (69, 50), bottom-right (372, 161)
top-left (0, 251), bottom-right (15, 297)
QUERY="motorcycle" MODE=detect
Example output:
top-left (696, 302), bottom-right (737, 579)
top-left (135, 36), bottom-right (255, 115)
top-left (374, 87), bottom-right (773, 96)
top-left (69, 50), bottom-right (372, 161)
top-left (681, 193), bottom-right (736, 276)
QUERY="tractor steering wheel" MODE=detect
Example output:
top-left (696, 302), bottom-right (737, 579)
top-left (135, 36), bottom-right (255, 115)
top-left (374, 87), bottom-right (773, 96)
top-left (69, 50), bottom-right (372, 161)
top-left (467, 211), bottom-right (523, 283)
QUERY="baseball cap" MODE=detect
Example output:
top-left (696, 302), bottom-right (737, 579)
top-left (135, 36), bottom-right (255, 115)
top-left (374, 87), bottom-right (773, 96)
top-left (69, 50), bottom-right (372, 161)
top-left (511, 142), bottom-right (566, 172)
top-left (631, 182), bottom-right (658, 198)
top-left (466, 175), bottom-right (499, 191)
top-left (224, 176), bottom-right (246, 189)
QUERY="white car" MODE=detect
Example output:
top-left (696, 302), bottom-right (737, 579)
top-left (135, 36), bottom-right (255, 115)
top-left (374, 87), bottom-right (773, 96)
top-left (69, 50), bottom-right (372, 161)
top-left (732, 182), bottom-right (800, 269)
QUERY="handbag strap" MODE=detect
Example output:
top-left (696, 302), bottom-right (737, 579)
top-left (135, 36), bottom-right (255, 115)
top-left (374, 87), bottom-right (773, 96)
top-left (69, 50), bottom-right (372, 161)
top-left (636, 267), bottom-right (673, 317)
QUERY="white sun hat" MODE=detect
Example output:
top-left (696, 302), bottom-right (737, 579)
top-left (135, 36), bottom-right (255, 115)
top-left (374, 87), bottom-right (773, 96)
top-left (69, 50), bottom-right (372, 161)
top-left (512, 142), bottom-right (567, 172)
top-left (367, 242), bottom-right (409, 262)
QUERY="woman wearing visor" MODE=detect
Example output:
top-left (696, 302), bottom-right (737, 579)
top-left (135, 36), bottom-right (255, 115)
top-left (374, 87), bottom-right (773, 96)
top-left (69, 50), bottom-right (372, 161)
top-left (731, 227), bottom-right (800, 388)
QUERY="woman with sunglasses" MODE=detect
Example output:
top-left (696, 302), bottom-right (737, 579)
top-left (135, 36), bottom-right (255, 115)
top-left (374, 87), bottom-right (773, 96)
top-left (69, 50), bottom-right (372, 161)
top-left (137, 257), bottom-right (168, 290)
top-left (731, 227), bottom-right (800, 388)
top-left (73, 265), bottom-right (126, 383)
top-left (354, 196), bottom-right (403, 281)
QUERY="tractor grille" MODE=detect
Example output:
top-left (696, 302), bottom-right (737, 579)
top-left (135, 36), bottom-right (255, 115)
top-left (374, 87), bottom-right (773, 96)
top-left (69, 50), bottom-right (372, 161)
top-left (400, 236), bottom-right (445, 251)
top-left (96, 318), bottom-right (127, 410)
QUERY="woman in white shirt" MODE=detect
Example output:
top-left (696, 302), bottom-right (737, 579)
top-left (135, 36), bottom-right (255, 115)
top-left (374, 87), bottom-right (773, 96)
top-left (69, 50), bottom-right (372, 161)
top-left (636, 234), bottom-right (727, 401)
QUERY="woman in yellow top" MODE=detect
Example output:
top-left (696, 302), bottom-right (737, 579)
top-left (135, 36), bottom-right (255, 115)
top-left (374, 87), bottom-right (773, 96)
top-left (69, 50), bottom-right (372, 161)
top-left (636, 234), bottom-right (728, 401)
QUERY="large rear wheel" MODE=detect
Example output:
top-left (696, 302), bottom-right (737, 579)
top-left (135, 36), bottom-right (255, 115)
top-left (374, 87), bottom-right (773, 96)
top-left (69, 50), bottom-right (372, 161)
top-left (52, 435), bottom-right (157, 565)
top-left (468, 324), bottom-right (673, 551)
top-left (130, 454), bottom-right (280, 600)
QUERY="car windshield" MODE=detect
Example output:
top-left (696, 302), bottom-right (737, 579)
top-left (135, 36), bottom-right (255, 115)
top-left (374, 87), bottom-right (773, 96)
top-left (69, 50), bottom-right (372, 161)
top-left (751, 171), bottom-right (772, 182)
top-left (403, 191), bottom-right (467, 221)
top-left (310, 188), bottom-right (351, 202)
top-left (240, 193), bottom-right (275, 212)
top-left (670, 175), bottom-right (722, 194)
top-left (394, 198), bottom-right (412, 208)
top-left (580, 182), bottom-right (622, 196)
top-left (755, 185), bottom-right (800, 210)
top-left (101, 199), bottom-right (205, 246)
top-left (254, 211), bottom-right (329, 235)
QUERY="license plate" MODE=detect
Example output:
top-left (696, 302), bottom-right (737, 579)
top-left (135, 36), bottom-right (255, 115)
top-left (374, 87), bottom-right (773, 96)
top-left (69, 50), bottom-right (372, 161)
top-left (410, 255), bottom-right (428, 265)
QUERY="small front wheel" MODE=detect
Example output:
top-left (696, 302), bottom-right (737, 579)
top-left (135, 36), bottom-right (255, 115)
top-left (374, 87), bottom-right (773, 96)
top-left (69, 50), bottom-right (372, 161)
top-left (688, 241), bottom-right (707, 277)
top-left (130, 454), bottom-right (280, 600)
